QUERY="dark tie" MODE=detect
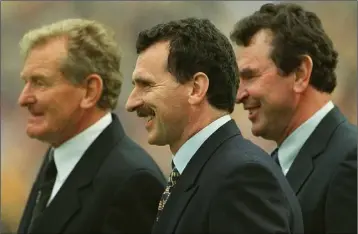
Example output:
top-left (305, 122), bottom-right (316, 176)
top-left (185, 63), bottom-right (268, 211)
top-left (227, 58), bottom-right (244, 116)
top-left (271, 148), bottom-right (281, 168)
top-left (28, 149), bottom-right (57, 233)
top-left (156, 163), bottom-right (180, 222)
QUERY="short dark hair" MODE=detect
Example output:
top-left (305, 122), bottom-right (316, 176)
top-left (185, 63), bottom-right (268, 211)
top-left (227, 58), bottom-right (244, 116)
top-left (136, 18), bottom-right (239, 113)
top-left (230, 3), bottom-right (338, 93)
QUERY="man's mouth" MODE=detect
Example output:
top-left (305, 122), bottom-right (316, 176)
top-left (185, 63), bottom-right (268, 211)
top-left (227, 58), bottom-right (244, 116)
top-left (31, 112), bottom-right (44, 117)
top-left (146, 115), bottom-right (155, 122)
top-left (27, 111), bottom-right (45, 123)
top-left (144, 114), bottom-right (155, 129)
top-left (28, 107), bottom-right (44, 116)
top-left (244, 105), bottom-right (261, 120)
top-left (248, 106), bottom-right (259, 113)
top-left (137, 107), bottom-right (156, 128)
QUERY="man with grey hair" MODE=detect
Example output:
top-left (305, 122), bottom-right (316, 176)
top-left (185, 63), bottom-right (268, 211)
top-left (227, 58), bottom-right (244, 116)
top-left (17, 18), bottom-right (166, 234)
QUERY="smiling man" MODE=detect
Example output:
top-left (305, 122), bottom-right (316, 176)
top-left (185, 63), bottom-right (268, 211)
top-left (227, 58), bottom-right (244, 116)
top-left (231, 3), bottom-right (357, 234)
top-left (126, 17), bottom-right (303, 234)
top-left (17, 19), bottom-right (165, 234)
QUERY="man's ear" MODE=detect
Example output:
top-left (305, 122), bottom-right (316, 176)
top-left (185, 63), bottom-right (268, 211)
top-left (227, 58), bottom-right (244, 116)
top-left (188, 72), bottom-right (209, 105)
top-left (80, 74), bottom-right (103, 109)
top-left (293, 55), bottom-right (313, 93)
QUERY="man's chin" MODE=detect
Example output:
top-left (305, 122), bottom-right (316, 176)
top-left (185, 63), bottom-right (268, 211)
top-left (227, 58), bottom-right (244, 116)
top-left (26, 128), bottom-right (48, 141)
top-left (147, 139), bottom-right (167, 146)
top-left (251, 125), bottom-right (274, 141)
top-left (147, 134), bottom-right (167, 146)
top-left (251, 124), bottom-right (264, 138)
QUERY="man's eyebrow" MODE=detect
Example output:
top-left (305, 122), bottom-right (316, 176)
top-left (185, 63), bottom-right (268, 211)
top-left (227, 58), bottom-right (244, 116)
top-left (132, 76), bottom-right (154, 86)
top-left (21, 74), bottom-right (47, 81)
top-left (238, 67), bottom-right (260, 78)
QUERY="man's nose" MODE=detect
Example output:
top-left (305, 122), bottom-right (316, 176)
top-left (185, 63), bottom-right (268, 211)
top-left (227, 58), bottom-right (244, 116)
top-left (236, 85), bottom-right (249, 104)
top-left (18, 83), bottom-right (36, 107)
top-left (125, 89), bottom-right (143, 112)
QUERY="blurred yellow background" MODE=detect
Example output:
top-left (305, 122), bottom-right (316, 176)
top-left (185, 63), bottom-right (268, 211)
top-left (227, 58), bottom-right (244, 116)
top-left (1, 1), bottom-right (356, 232)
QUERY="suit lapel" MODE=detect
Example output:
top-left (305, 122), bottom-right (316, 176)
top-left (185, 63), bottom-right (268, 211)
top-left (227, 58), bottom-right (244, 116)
top-left (153, 120), bottom-right (241, 234)
top-left (30, 114), bottom-right (126, 233)
top-left (286, 107), bottom-right (346, 194)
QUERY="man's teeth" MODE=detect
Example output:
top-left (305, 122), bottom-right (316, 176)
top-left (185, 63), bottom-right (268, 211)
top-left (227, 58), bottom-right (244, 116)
top-left (146, 116), bottom-right (154, 121)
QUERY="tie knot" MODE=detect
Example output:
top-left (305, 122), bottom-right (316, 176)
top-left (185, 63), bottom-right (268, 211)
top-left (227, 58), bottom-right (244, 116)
top-left (271, 148), bottom-right (278, 157)
top-left (271, 148), bottom-right (280, 167)
top-left (171, 160), bottom-right (175, 170)
top-left (169, 167), bottom-right (180, 184)
top-left (44, 149), bottom-right (57, 183)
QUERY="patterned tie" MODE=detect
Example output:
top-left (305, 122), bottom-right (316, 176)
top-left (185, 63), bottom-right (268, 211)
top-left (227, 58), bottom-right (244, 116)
top-left (28, 149), bottom-right (57, 233)
top-left (156, 164), bottom-right (180, 221)
top-left (271, 148), bottom-right (281, 168)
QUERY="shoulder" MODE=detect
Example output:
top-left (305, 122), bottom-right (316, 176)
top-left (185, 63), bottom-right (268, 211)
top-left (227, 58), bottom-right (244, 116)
top-left (203, 135), bottom-right (282, 183)
top-left (319, 107), bottom-right (357, 147)
top-left (323, 120), bottom-right (356, 160)
top-left (96, 134), bottom-right (165, 184)
top-left (213, 135), bottom-right (271, 167)
top-left (332, 120), bottom-right (357, 144)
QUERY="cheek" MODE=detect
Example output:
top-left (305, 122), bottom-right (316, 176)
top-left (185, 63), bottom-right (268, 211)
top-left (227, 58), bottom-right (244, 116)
top-left (43, 100), bottom-right (69, 129)
top-left (263, 89), bottom-right (296, 120)
top-left (251, 77), bottom-right (287, 103)
top-left (45, 89), bottom-right (82, 120)
top-left (150, 88), bottom-right (181, 109)
top-left (273, 82), bottom-right (295, 105)
top-left (246, 82), bottom-right (270, 102)
top-left (157, 95), bottom-right (186, 121)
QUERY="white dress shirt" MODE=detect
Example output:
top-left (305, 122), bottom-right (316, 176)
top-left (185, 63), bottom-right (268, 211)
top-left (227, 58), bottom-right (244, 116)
top-left (47, 112), bottom-right (112, 204)
top-left (277, 101), bottom-right (334, 175)
top-left (173, 115), bottom-right (231, 174)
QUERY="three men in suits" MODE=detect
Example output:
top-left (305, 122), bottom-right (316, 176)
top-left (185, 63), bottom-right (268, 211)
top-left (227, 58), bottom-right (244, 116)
top-left (17, 19), bottom-right (166, 234)
top-left (231, 3), bottom-right (357, 234)
top-left (126, 17), bottom-right (304, 234)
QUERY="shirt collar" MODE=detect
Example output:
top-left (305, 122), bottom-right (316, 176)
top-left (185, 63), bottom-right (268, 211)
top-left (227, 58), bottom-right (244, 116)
top-left (53, 112), bottom-right (112, 182)
top-left (172, 115), bottom-right (231, 174)
top-left (278, 101), bottom-right (334, 175)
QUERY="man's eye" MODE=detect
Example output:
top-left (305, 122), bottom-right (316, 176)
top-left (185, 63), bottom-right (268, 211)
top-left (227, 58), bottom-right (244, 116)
top-left (241, 75), bottom-right (254, 80)
top-left (141, 81), bottom-right (151, 87)
top-left (33, 79), bottom-right (46, 86)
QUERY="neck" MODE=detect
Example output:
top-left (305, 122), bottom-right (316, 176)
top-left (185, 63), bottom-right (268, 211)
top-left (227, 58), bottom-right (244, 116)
top-left (52, 108), bottom-right (109, 148)
top-left (276, 88), bottom-right (331, 145)
top-left (170, 106), bottom-right (228, 155)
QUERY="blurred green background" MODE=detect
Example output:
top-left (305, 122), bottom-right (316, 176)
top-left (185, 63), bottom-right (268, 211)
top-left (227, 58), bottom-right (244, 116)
top-left (1, 1), bottom-right (356, 232)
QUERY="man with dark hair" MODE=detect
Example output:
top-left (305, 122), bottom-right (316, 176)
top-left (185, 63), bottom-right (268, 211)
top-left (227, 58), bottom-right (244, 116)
top-left (231, 3), bottom-right (357, 234)
top-left (126, 17), bottom-right (303, 234)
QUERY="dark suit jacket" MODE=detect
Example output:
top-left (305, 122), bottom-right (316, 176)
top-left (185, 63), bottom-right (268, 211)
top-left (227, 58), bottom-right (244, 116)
top-left (285, 107), bottom-right (357, 234)
top-left (152, 120), bottom-right (304, 234)
top-left (18, 113), bottom-right (166, 234)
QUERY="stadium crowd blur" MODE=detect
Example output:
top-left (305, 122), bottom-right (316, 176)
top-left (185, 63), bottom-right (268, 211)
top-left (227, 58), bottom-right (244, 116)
top-left (1, 1), bottom-right (356, 232)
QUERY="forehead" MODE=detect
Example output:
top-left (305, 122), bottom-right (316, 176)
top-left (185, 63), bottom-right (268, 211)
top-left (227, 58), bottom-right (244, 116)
top-left (132, 41), bottom-right (169, 80)
top-left (235, 29), bottom-right (273, 69)
top-left (21, 38), bottom-right (68, 78)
